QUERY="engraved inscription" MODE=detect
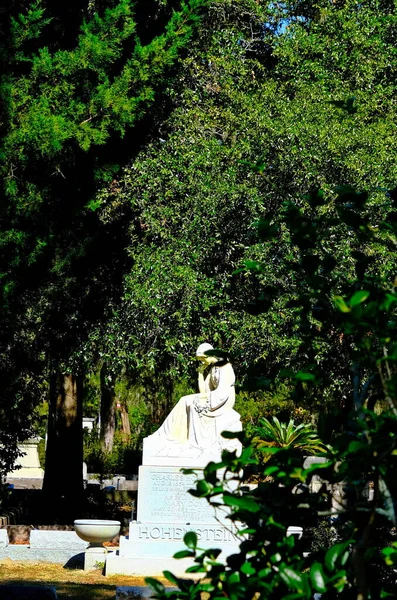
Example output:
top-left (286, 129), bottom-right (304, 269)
top-left (137, 525), bottom-right (238, 543)
top-left (140, 469), bottom-right (219, 523)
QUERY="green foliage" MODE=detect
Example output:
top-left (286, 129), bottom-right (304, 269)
top-left (143, 2), bottom-right (397, 590)
top-left (253, 416), bottom-right (329, 457)
top-left (2, 0), bottom-right (209, 191)
top-left (37, 437), bottom-right (46, 470)
top-left (235, 385), bottom-right (311, 437)
top-left (241, 181), bottom-right (397, 415)
top-left (82, 367), bottom-right (196, 472)
top-left (0, 0), bottom-right (209, 319)
top-left (0, 0), bottom-right (209, 477)
top-left (82, 363), bottom-right (195, 474)
top-left (32, 400), bottom-right (49, 439)
top-left (88, 0), bottom-right (397, 417)
top-left (114, 377), bottom-right (150, 440)
top-left (146, 176), bottom-right (397, 597)
top-left (83, 370), bottom-right (101, 419)
top-left (1, 0), bottom-right (397, 512)
top-left (83, 429), bottom-right (141, 477)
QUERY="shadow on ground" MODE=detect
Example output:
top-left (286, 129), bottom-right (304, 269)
top-left (0, 580), bottom-right (119, 600)
top-left (0, 561), bottom-right (157, 600)
top-left (63, 553), bottom-right (85, 570)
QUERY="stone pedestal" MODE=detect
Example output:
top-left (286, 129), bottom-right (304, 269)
top-left (106, 465), bottom-right (240, 576)
top-left (84, 544), bottom-right (108, 571)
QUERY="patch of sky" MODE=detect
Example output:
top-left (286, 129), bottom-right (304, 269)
top-left (266, 2), bottom-right (309, 35)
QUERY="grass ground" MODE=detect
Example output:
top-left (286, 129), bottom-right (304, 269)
top-left (0, 560), bottom-right (172, 599)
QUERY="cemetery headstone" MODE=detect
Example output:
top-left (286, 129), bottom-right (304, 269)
top-left (106, 344), bottom-right (242, 576)
top-left (5, 438), bottom-right (44, 488)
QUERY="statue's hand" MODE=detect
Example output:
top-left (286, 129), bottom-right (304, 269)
top-left (197, 364), bottom-right (206, 374)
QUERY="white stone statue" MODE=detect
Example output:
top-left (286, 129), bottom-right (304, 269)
top-left (143, 343), bottom-right (242, 465)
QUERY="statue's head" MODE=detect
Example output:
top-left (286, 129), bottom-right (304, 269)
top-left (196, 342), bottom-right (213, 357)
top-left (196, 342), bottom-right (216, 365)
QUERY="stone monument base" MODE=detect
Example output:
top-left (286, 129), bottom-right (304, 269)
top-left (105, 464), bottom-right (241, 577)
top-left (106, 553), bottom-right (197, 577)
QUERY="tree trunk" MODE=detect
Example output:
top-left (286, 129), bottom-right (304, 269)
top-left (149, 374), bottom-right (174, 427)
top-left (100, 363), bottom-right (116, 453)
top-left (43, 371), bottom-right (83, 523)
top-left (120, 402), bottom-right (131, 438)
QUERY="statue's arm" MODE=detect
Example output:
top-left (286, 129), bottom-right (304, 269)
top-left (198, 369), bottom-right (206, 394)
top-left (209, 364), bottom-right (235, 410)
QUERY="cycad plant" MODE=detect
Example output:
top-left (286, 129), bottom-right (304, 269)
top-left (253, 416), bottom-right (328, 461)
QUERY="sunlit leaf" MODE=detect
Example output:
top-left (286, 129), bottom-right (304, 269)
top-left (310, 562), bottom-right (327, 593)
top-left (333, 296), bottom-right (350, 313)
top-left (349, 290), bottom-right (370, 307)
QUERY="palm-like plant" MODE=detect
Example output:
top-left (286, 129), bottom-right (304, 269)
top-left (253, 416), bottom-right (328, 459)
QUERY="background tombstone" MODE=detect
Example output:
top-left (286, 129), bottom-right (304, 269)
top-left (5, 438), bottom-right (44, 489)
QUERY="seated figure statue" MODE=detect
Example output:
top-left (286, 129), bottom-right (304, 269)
top-left (143, 343), bottom-right (242, 464)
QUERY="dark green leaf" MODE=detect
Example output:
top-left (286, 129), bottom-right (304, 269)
top-left (185, 564), bottom-right (207, 573)
top-left (204, 548), bottom-right (222, 560)
top-left (254, 214), bottom-right (278, 240)
top-left (173, 549), bottom-right (195, 559)
top-left (183, 531), bottom-right (198, 550)
top-left (223, 494), bottom-right (261, 512)
top-left (325, 541), bottom-right (352, 572)
top-left (241, 561), bottom-right (256, 575)
top-left (195, 479), bottom-right (211, 496)
top-left (304, 188), bottom-right (325, 208)
top-left (145, 577), bottom-right (165, 594)
top-left (162, 571), bottom-right (180, 586)
top-left (204, 348), bottom-right (230, 360)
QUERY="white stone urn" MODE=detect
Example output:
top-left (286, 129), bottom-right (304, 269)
top-left (74, 519), bottom-right (121, 547)
top-left (74, 519), bottom-right (121, 570)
